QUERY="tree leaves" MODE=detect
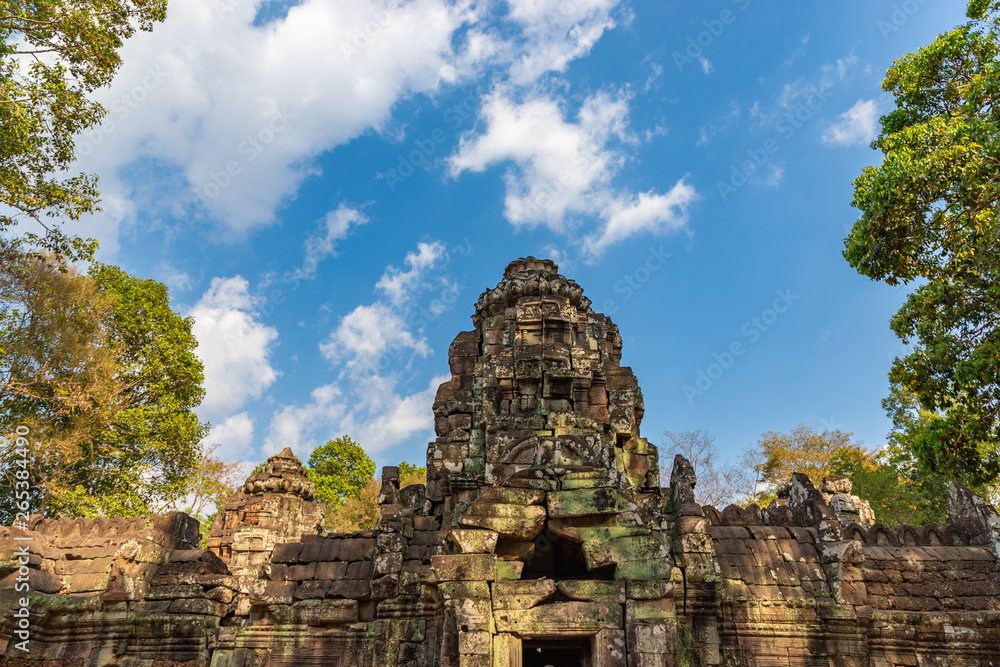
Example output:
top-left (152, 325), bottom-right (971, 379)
top-left (0, 0), bottom-right (167, 259)
top-left (844, 1), bottom-right (1000, 485)
top-left (307, 435), bottom-right (376, 512)
top-left (0, 243), bottom-right (208, 522)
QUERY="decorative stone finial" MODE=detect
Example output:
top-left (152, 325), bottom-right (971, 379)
top-left (243, 447), bottom-right (316, 501)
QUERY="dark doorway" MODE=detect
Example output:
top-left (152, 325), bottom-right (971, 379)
top-left (522, 637), bottom-right (591, 667)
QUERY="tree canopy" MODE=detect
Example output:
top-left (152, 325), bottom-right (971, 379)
top-left (0, 245), bottom-right (208, 521)
top-left (757, 424), bottom-right (858, 492)
top-left (844, 0), bottom-right (1000, 485)
top-left (307, 435), bottom-right (376, 511)
top-left (1, 0), bottom-right (167, 258)
top-left (321, 458), bottom-right (426, 534)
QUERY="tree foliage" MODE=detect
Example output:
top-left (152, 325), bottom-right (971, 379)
top-left (307, 435), bottom-right (376, 511)
top-left (844, 0), bottom-right (1000, 485)
top-left (165, 443), bottom-right (246, 547)
top-left (1, 0), bottom-right (167, 258)
top-left (0, 245), bottom-right (208, 522)
top-left (829, 443), bottom-right (949, 528)
top-left (757, 425), bottom-right (858, 491)
top-left (322, 459), bottom-right (426, 534)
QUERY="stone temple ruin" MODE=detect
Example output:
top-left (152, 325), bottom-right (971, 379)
top-left (2, 257), bottom-right (1000, 665)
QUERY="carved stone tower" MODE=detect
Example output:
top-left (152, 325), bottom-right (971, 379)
top-left (427, 257), bottom-right (657, 501)
top-left (207, 447), bottom-right (324, 581)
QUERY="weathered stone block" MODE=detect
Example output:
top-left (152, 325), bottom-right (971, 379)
top-left (494, 601), bottom-right (621, 634)
top-left (458, 630), bottom-right (492, 656)
top-left (492, 578), bottom-right (556, 609)
top-left (439, 581), bottom-right (491, 599)
top-left (458, 503), bottom-right (546, 540)
top-left (448, 529), bottom-right (499, 554)
top-left (347, 560), bottom-right (374, 579)
top-left (626, 597), bottom-right (675, 622)
top-left (375, 552), bottom-right (404, 575)
top-left (314, 560), bottom-right (348, 579)
top-left (477, 487), bottom-right (546, 505)
top-left (339, 538), bottom-right (375, 561)
top-left (558, 579), bottom-right (626, 604)
top-left (432, 554), bottom-right (497, 582)
top-left (582, 535), bottom-right (668, 569)
top-left (547, 488), bottom-right (629, 518)
top-left (329, 578), bottom-right (371, 599)
top-left (273, 599), bottom-right (359, 625)
top-left (0, 568), bottom-right (61, 594)
top-left (168, 597), bottom-right (227, 616)
top-left (289, 580), bottom-right (326, 601)
top-left (271, 542), bottom-right (302, 563)
top-left (495, 560), bottom-right (524, 581)
top-left (495, 540), bottom-right (535, 561)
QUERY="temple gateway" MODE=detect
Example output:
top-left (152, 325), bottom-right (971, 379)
top-left (2, 258), bottom-right (1000, 665)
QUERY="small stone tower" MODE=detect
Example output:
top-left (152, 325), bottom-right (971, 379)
top-left (207, 447), bottom-right (324, 580)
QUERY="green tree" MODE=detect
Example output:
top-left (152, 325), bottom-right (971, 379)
top-left (0, 247), bottom-right (208, 521)
top-left (843, 0), bottom-right (1000, 485)
top-left (398, 460), bottom-right (426, 487)
top-left (325, 477), bottom-right (379, 533)
top-left (307, 435), bottom-right (376, 511)
top-left (1, 0), bottom-right (168, 259)
top-left (829, 443), bottom-right (948, 528)
top-left (757, 424), bottom-right (858, 492)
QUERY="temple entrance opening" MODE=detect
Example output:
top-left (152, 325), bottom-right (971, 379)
top-left (521, 533), bottom-right (592, 580)
top-left (522, 637), bottom-right (591, 667)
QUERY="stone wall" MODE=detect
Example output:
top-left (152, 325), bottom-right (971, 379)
top-left (1, 257), bottom-right (999, 666)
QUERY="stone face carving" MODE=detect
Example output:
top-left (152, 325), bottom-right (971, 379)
top-left (428, 257), bottom-right (649, 500)
top-left (1, 257), bottom-right (999, 666)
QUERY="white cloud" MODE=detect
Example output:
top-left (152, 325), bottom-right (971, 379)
top-left (448, 89), bottom-right (628, 230)
top-left (288, 204), bottom-right (370, 281)
top-left (190, 276), bottom-right (280, 416)
top-left (320, 303), bottom-right (431, 371)
top-left (822, 99), bottom-right (879, 147)
top-left (264, 374), bottom-right (446, 458)
top-left (158, 262), bottom-right (196, 292)
top-left (207, 412), bottom-right (256, 462)
top-left (376, 241), bottom-right (447, 306)
top-left (266, 383), bottom-right (346, 456)
top-left (345, 374), bottom-right (449, 450)
top-left (70, 0), bottom-right (628, 255)
top-left (266, 243), bottom-right (456, 458)
top-left (448, 89), bottom-right (696, 256)
top-left (71, 0), bottom-right (488, 249)
top-left (582, 183), bottom-right (698, 257)
top-left (505, 0), bottom-right (621, 84)
top-left (763, 163), bottom-right (785, 187)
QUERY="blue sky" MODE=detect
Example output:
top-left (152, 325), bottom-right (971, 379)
top-left (68, 0), bottom-right (970, 472)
